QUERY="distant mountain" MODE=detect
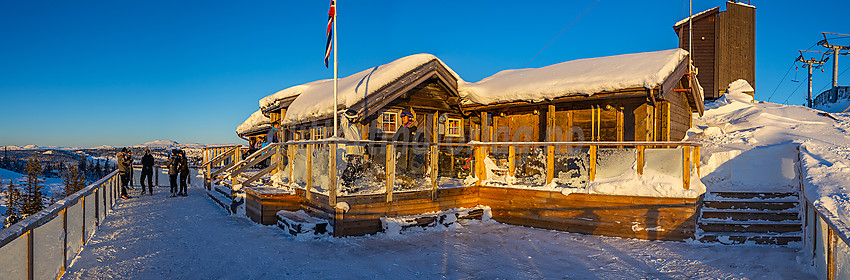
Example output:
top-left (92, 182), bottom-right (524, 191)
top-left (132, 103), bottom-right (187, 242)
top-left (136, 140), bottom-right (235, 150)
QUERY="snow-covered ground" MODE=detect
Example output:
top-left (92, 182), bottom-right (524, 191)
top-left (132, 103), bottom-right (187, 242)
top-left (61, 184), bottom-right (814, 280)
top-left (688, 80), bottom-right (850, 226)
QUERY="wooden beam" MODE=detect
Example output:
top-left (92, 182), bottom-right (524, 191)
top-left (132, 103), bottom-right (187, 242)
top-left (62, 208), bottom-right (67, 274)
top-left (694, 146), bottom-right (701, 177)
top-left (306, 144), bottom-right (313, 203)
top-left (329, 143), bottom-right (337, 206)
top-left (589, 145), bottom-right (597, 181)
top-left (546, 104), bottom-right (555, 185)
top-left (287, 145), bottom-right (294, 185)
top-left (682, 146), bottom-right (691, 190)
top-left (431, 112), bottom-right (439, 200)
top-left (637, 146), bottom-right (645, 175)
top-left (828, 226), bottom-right (835, 280)
top-left (386, 144), bottom-right (395, 202)
top-left (475, 145), bottom-right (486, 186)
top-left (27, 230), bottom-right (32, 280)
top-left (508, 145), bottom-right (516, 178)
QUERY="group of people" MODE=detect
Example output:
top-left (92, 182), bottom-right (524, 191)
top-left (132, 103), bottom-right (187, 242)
top-left (115, 147), bottom-right (191, 199)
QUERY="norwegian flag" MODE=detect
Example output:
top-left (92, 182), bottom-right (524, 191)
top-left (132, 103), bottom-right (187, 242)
top-left (325, 0), bottom-right (335, 68)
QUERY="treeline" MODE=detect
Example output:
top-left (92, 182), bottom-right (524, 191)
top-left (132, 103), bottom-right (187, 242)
top-left (1, 154), bottom-right (114, 183)
top-left (2, 155), bottom-right (115, 228)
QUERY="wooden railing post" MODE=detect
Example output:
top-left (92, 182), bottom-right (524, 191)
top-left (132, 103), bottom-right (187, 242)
top-left (26, 230), bottom-right (33, 280)
top-left (430, 143), bottom-right (438, 200)
top-left (636, 146), bottom-right (645, 175)
top-left (828, 226), bottom-right (835, 280)
top-left (386, 144), bottom-right (395, 202)
top-left (276, 143), bottom-right (285, 176)
top-left (546, 144), bottom-right (554, 185)
top-left (287, 144), bottom-right (294, 185)
top-left (683, 146), bottom-right (691, 190)
top-left (694, 146), bottom-right (701, 177)
top-left (588, 145), bottom-right (597, 181)
top-left (474, 144), bottom-right (486, 186)
top-left (306, 144), bottom-right (313, 203)
top-left (508, 145), bottom-right (516, 178)
top-left (329, 143), bottom-right (337, 206)
top-left (62, 208), bottom-right (67, 274)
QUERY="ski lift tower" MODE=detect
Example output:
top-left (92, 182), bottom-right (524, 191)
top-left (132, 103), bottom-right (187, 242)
top-left (797, 50), bottom-right (829, 108)
top-left (818, 32), bottom-right (850, 89)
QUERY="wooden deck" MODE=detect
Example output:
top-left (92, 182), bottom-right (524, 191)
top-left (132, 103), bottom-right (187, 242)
top-left (243, 185), bottom-right (700, 241)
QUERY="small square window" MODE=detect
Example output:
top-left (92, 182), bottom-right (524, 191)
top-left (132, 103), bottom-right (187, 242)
top-left (446, 118), bottom-right (462, 137)
top-left (380, 111), bottom-right (399, 133)
top-left (312, 127), bottom-right (325, 140)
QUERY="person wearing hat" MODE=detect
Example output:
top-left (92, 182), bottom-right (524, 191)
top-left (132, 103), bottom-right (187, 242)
top-left (165, 149), bottom-right (180, 197)
top-left (340, 109), bottom-right (365, 191)
top-left (139, 148), bottom-right (155, 195)
top-left (177, 150), bottom-right (190, 196)
top-left (392, 111), bottom-right (426, 188)
top-left (116, 148), bottom-right (133, 199)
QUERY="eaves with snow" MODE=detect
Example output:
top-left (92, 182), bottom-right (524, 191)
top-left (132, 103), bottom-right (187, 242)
top-left (236, 109), bottom-right (272, 136)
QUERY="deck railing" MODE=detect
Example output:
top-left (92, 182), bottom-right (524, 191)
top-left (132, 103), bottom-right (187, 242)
top-left (800, 146), bottom-right (850, 280)
top-left (0, 170), bottom-right (122, 280)
top-left (233, 139), bottom-right (701, 209)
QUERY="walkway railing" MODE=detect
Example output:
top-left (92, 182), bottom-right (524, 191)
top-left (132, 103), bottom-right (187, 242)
top-left (222, 139), bottom-right (701, 209)
top-left (800, 146), bottom-right (850, 280)
top-left (0, 170), bottom-right (122, 280)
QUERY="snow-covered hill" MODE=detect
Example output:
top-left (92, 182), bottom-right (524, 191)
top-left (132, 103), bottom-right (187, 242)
top-left (689, 79), bottom-right (850, 226)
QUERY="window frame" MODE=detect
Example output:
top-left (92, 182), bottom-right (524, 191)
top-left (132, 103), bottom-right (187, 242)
top-left (445, 117), bottom-right (462, 137)
top-left (379, 111), bottom-right (399, 134)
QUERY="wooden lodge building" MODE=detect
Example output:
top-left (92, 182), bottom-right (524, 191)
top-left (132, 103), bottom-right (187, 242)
top-left (674, 1), bottom-right (755, 100)
top-left (226, 49), bottom-right (707, 239)
top-left (255, 49), bottom-right (704, 146)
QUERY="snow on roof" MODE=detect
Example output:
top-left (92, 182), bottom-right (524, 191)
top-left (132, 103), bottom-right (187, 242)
top-left (236, 109), bottom-right (272, 136)
top-left (459, 49), bottom-right (689, 105)
top-left (281, 54), bottom-right (462, 125)
top-left (674, 6), bottom-right (719, 27)
top-left (259, 84), bottom-right (310, 112)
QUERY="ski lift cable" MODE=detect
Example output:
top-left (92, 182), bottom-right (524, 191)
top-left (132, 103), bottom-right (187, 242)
top-left (768, 43), bottom-right (818, 102)
top-left (781, 78), bottom-right (807, 105)
top-left (814, 64), bottom-right (850, 93)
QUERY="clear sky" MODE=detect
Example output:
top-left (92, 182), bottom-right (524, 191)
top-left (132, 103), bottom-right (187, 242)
top-left (1, 0), bottom-right (847, 148)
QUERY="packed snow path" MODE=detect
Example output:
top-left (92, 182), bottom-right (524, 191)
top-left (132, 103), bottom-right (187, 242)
top-left (59, 186), bottom-right (814, 279)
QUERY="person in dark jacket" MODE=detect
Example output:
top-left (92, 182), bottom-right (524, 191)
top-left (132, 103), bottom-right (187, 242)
top-left (117, 148), bottom-right (133, 199)
top-left (166, 149), bottom-right (180, 197)
top-left (178, 150), bottom-right (190, 196)
top-left (139, 149), bottom-right (155, 195)
top-left (392, 112), bottom-right (426, 187)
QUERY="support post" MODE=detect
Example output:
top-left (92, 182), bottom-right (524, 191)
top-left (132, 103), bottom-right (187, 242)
top-left (683, 146), bottom-right (691, 190)
top-left (694, 146), bottom-right (701, 177)
top-left (277, 143), bottom-right (285, 176)
top-left (288, 145), bottom-right (295, 185)
top-left (637, 146), bottom-right (645, 175)
top-left (546, 104), bottom-right (555, 185)
top-left (62, 208), bottom-right (67, 273)
top-left (828, 226), bottom-right (835, 280)
top-left (431, 112), bottom-right (439, 200)
top-left (386, 144), bottom-right (395, 202)
top-left (474, 144), bottom-right (486, 186)
top-left (329, 143), bottom-right (337, 206)
top-left (27, 230), bottom-right (33, 280)
top-left (94, 188), bottom-right (99, 226)
top-left (306, 144), bottom-right (313, 203)
top-left (588, 145), bottom-right (597, 181)
top-left (81, 196), bottom-right (86, 245)
top-left (508, 145), bottom-right (516, 178)
top-left (155, 167), bottom-right (160, 188)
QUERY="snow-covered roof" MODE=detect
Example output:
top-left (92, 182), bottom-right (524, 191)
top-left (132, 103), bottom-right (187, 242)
top-left (281, 54), bottom-right (462, 125)
top-left (673, 6), bottom-right (719, 27)
top-left (459, 49), bottom-right (690, 105)
top-left (236, 109), bottom-right (272, 136)
top-left (259, 84), bottom-right (309, 113)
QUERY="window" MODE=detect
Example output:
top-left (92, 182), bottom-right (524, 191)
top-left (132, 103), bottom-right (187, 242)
top-left (312, 127), bottom-right (325, 140)
top-left (380, 111), bottom-right (399, 133)
top-left (446, 118), bottom-right (462, 137)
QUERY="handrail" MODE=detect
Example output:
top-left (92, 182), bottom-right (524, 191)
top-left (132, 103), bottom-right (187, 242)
top-left (281, 138), bottom-right (701, 147)
top-left (224, 143), bottom-right (278, 174)
top-left (0, 170), bottom-right (119, 248)
top-left (203, 146), bottom-right (240, 167)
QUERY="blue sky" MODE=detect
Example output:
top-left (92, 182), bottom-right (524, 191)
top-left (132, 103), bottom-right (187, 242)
top-left (1, 0), bottom-right (847, 148)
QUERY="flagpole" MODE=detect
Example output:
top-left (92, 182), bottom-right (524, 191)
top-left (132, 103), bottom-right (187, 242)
top-left (332, 0), bottom-right (339, 137)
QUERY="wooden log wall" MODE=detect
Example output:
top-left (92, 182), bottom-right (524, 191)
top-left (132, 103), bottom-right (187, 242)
top-left (478, 186), bottom-right (700, 241)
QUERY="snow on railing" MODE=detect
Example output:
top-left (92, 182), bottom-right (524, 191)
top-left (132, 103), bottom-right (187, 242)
top-left (236, 139), bottom-right (702, 211)
top-left (0, 170), bottom-right (122, 280)
top-left (799, 145), bottom-right (850, 280)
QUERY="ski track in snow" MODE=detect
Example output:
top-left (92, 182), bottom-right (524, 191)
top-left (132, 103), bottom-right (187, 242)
top-left (61, 185), bottom-right (814, 279)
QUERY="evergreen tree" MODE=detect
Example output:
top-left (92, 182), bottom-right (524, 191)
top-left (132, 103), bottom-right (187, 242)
top-left (94, 160), bottom-right (102, 179)
top-left (20, 156), bottom-right (45, 217)
top-left (60, 164), bottom-right (86, 198)
top-left (3, 180), bottom-right (21, 228)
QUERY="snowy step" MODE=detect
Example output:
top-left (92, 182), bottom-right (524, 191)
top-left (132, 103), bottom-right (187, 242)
top-left (702, 201), bottom-right (799, 211)
top-left (206, 188), bottom-right (233, 213)
top-left (698, 233), bottom-right (802, 246)
top-left (706, 191), bottom-right (799, 201)
top-left (277, 210), bottom-right (332, 236)
top-left (700, 210), bottom-right (800, 222)
top-left (697, 221), bottom-right (802, 234)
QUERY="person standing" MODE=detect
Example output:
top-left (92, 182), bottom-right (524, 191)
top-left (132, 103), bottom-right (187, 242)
top-left (117, 148), bottom-right (133, 199)
top-left (178, 150), bottom-right (190, 196)
top-left (140, 149), bottom-right (155, 195)
top-left (166, 149), bottom-right (180, 197)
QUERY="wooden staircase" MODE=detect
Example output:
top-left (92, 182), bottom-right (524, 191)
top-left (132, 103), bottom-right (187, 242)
top-left (697, 191), bottom-right (803, 245)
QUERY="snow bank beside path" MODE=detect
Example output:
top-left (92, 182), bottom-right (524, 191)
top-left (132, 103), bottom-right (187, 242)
top-left (689, 79), bottom-right (850, 225)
